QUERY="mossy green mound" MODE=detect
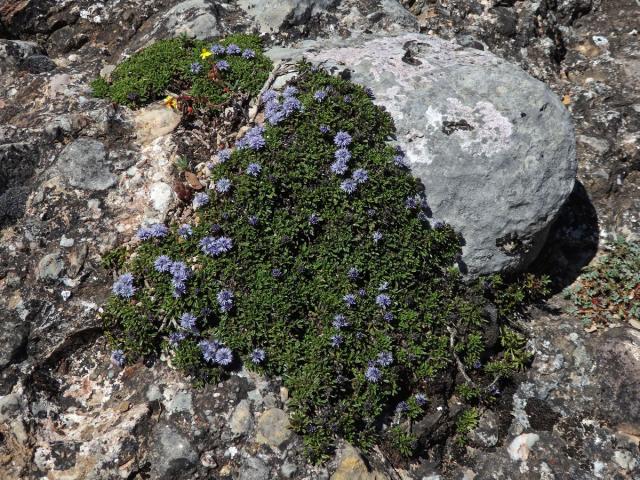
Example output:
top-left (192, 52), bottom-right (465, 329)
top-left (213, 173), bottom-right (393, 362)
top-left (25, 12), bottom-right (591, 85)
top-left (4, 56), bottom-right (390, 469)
top-left (91, 34), bottom-right (272, 108)
top-left (103, 52), bottom-right (546, 460)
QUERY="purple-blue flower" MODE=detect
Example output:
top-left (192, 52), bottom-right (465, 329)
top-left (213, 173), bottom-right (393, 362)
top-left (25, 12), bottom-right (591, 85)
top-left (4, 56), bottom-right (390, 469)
top-left (200, 339), bottom-right (220, 363)
top-left (218, 148), bottom-right (232, 163)
top-left (246, 163), bottom-right (262, 176)
top-left (309, 213), bottom-right (321, 225)
top-left (347, 267), bottom-right (359, 280)
top-left (431, 219), bottom-right (445, 229)
top-left (330, 159), bottom-right (348, 175)
top-left (111, 349), bottom-right (125, 367)
top-left (248, 215), bottom-right (259, 226)
top-left (216, 60), bottom-right (230, 71)
top-left (376, 293), bottom-right (391, 309)
top-left (242, 48), bottom-right (255, 59)
top-left (377, 351), bottom-right (393, 367)
top-left (343, 94), bottom-right (352, 103)
top-left (352, 168), bottom-right (368, 184)
top-left (137, 223), bottom-right (169, 240)
top-left (365, 366), bottom-right (382, 383)
top-left (330, 335), bottom-right (343, 348)
top-left (190, 62), bottom-right (202, 74)
top-left (358, 288), bottom-right (367, 297)
top-left (272, 267), bottom-right (283, 278)
top-left (215, 178), bottom-right (232, 193)
top-left (217, 289), bottom-right (234, 313)
top-left (394, 154), bottom-right (409, 168)
top-left (343, 293), bottom-right (357, 307)
top-left (112, 273), bottom-right (135, 298)
top-left (372, 231), bottom-right (383, 243)
top-left (169, 332), bottom-right (186, 347)
top-left (334, 131), bottom-right (352, 148)
top-left (282, 96), bottom-right (302, 115)
top-left (415, 393), bottom-right (428, 406)
top-left (314, 90), bottom-right (327, 102)
top-left (264, 100), bottom-right (285, 125)
top-left (383, 311), bottom-right (395, 322)
top-left (170, 261), bottom-right (192, 284)
top-left (334, 148), bottom-right (352, 163)
top-left (332, 314), bottom-right (349, 329)
top-left (180, 312), bottom-right (198, 332)
top-left (154, 255), bottom-right (173, 273)
top-left (405, 196), bottom-right (419, 210)
top-left (396, 401), bottom-right (409, 413)
top-left (193, 192), bottom-right (210, 209)
top-left (340, 179), bottom-right (358, 195)
top-left (237, 126), bottom-right (265, 151)
top-left (215, 347), bottom-right (233, 366)
top-left (211, 44), bottom-right (225, 54)
top-left (364, 87), bottom-right (375, 98)
top-left (251, 348), bottom-right (266, 364)
top-left (225, 44), bottom-right (241, 55)
top-left (319, 124), bottom-right (330, 134)
top-left (262, 89), bottom-right (277, 103)
top-left (200, 236), bottom-right (233, 257)
top-left (178, 224), bottom-right (193, 238)
top-left (283, 86), bottom-right (298, 97)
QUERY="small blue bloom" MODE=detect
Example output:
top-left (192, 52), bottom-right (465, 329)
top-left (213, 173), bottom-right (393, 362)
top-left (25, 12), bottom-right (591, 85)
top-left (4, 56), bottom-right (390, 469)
top-left (137, 223), bottom-right (169, 240)
top-left (343, 293), bottom-right (357, 307)
top-left (111, 349), bottom-right (125, 367)
top-left (372, 231), bottom-right (383, 243)
top-left (217, 289), bottom-right (234, 313)
top-left (200, 339), bottom-right (220, 363)
top-left (347, 267), bottom-right (359, 280)
top-left (364, 87), bottom-right (375, 98)
top-left (309, 213), bottom-right (321, 225)
top-left (352, 168), bottom-right (368, 184)
top-left (334, 148), bottom-right (351, 163)
top-left (200, 236), bottom-right (233, 257)
top-left (283, 86), bottom-right (298, 97)
top-left (264, 100), bottom-right (285, 125)
top-left (394, 154), bottom-right (409, 168)
top-left (314, 90), bottom-right (327, 102)
top-left (178, 224), bottom-right (193, 238)
top-left (172, 280), bottom-right (187, 298)
top-left (330, 335), bottom-right (343, 348)
top-left (246, 163), bottom-right (262, 176)
top-left (216, 60), bottom-right (230, 71)
top-left (272, 267), bottom-right (283, 278)
top-left (365, 366), bottom-right (382, 383)
top-left (383, 311), bottom-right (395, 322)
top-left (319, 124), bottom-right (330, 134)
top-left (251, 348), bottom-right (266, 364)
top-left (376, 294), bottom-right (391, 309)
top-left (154, 255), bottom-right (173, 273)
top-left (170, 261), bottom-right (192, 284)
top-left (330, 159), bottom-right (348, 175)
top-left (226, 44), bottom-right (241, 55)
top-left (431, 219), bottom-right (445, 229)
top-left (169, 332), bottom-right (186, 347)
top-left (262, 89), bottom-right (278, 103)
top-left (282, 96), bottom-right (302, 115)
top-left (237, 126), bottom-right (266, 150)
top-left (405, 196), bottom-right (419, 209)
top-left (215, 178), bottom-right (232, 193)
top-left (415, 393), bottom-right (428, 406)
top-left (248, 215), bottom-right (259, 226)
top-left (180, 312), bottom-right (198, 332)
top-left (396, 401), bottom-right (409, 413)
top-left (340, 178), bottom-right (358, 195)
top-left (112, 273), bottom-right (135, 298)
top-left (218, 149), bottom-right (232, 163)
top-left (473, 360), bottom-right (482, 369)
top-left (333, 314), bottom-right (349, 329)
top-left (211, 44), bottom-right (225, 54)
top-left (343, 94), bottom-right (352, 103)
top-left (215, 347), bottom-right (233, 366)
top-left (192, 192), bottom-right (210, 209)
top-left (190, 62), bottom-right (202, 74)
top-left (378, 281), bottom-right (389, 291)
top-left (358, 288), bottom-right (366, 297)
top-left (376, 351), bottom-right (393, 367)
top-left (334, 131), bottom-right (352, 148)
top-left (242, 48), bottom-right (255, 59)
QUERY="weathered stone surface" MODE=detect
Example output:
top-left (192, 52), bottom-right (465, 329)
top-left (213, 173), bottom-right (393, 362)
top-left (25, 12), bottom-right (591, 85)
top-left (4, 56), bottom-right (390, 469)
top-left (0, 309), bottom-right (28, 369)
top-left (150, 424), bottom-right (199, 479)
top-left (238, 0), bottom-right (336, 33)
top-left (238, 456), bottom-right (270, 480)
top-left (270, 33), bottom-right (576, 276)
top-left (331, 444), bottom-right (389, 480)
top-left (255, 408), bottom-right (292, 449)
top-left (0, 40), bottom-right (42, 73)
top-left (133, 102), bottom-right (182, 144)
top-left (36, 251), bottom-right (64, 281)
top-left (230, 399), bottom-right (254, 436)
top-left (57, 138), bottom-right (117, 191)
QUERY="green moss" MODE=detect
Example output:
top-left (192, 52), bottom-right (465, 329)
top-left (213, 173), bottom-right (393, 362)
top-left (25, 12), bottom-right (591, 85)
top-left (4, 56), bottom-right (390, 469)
top-left (91, 34), bottom-right (272, 108)
top-left (103, 61), bottom-right (541, 461)
top-left (565, 236), bottom-right (640, 325)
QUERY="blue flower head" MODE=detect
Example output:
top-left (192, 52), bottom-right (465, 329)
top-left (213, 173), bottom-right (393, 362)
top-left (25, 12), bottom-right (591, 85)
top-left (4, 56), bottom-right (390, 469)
top-left (242, 48), bottom-right (255, 59)
top-left (376, 293), bottom-right (391, 309)
top-left (111, 349), bottom-right (125, 367)
top-left (332, 314), bottom-right (349, 329)
top-left (334, 148), bottom-right (352, 163)
top-left (170, 261), bottom-right (192, 284)
top-left (394, 154), bottom-right (409, 168)
top-left (180, 312), bottom-right (198, 332)
top-left (218, 148), bottom-right (232, 163)
top-left (282, 96), bottom-right (302, 115)
top-left (330, 335), bottom-right (343, 348)
top-left (347, 267), bottom-right (359, 280)
top-left (330, 159), bottom-right (348, 176)
top-left (192, 192), bottom-right (210, 209)
top-left (309, 213), bottom-right (321, 225)
top-left (343, 293), bottom-right (357, 307)
top-left (200, 339), bottom-right (220, 363)
top-left (154, 255), bottom-right (173, 273)
top-left (396, 401), bottom-right (409, 413)
top-left (226, 44), bottom-right (241, 55)
top-left (343, 94), bottom-right (352, 103)
top-left (264, 100), bottom-right (285, 125)
top-left (215, 178), bottom-right (232, 193)
top-left (169, 332), bottom-right (186, 347)
top-left (383, 311), bottom-right (395, 322)
top-left (314, 90), bottom-right (327, 102)
top-left (334, 131), bottom-right (352, 148)
top-left (365, 366), bottom-right (382, 383)
top-left (372, 231), bottom-right (383, 243)
top-left (217, 289), bottom-right (234, 313)
top-left (377, 351), bottom-right (393, 367)
top-left (358, 288), bottom-right (367, 297)
top-left (248, 215), bottom-right (259, 226)
top-left (216, 60), bottom-right (230, 71)
top-left (415, 393), bottom-right (428, 406)
top-left (178, 224), bottom-right (193, 238)
top-left (112, 273), bottom-right (135, 298)
top-left (237, 126), bottom-right (265, 151)
top-left (190, 62), bottom-right (202, 74)
top-left (340, 179), bottom-right (358, 195)
top-left (251, 348), bottom-right (266, 364)
top-left (262, 89), bottom-right (278, 103)
top-left (137, 223), bottom-right (168, 240)
top-left (319, 124), bottom-right (330, 134)
top-left (352, 168), bottom-right (368, 184)
top-left (364, 87), bottom-right (375, 99)
top-left (215, 347), bottom-right (233, 366)
top-left (246, 163), bottom-right (262, 176)
top-left (283, 86), bottom-right (298, 97)
top-left (211, 44), bottom-right (225, 54)
top-left (405, 196), bottom-right (419, 210)
top-left (200, 236), bottom-right (233, 257)
top-left (272, 267), bottom-right (283, 278)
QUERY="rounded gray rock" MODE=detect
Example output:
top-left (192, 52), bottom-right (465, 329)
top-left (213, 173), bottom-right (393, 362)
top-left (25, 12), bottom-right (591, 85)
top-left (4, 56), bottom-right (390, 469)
top-left (270, 33), bottom-right (576, 276)
top-left (57, 138), bottom-right (117, 191)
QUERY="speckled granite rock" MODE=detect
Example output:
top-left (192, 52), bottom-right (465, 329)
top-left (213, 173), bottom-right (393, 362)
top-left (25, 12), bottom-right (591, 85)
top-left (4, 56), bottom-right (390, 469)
top-left (270, 33), bottom-right (577, 276)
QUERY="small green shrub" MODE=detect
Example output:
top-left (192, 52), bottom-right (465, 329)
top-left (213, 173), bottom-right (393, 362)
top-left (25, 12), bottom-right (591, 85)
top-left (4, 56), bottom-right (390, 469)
top-left (565, 237), bottom-right (640, 325)
top-left (455, 407), bottom-right (480, 444)
top-left (92, 34), bottom-right (272, 108)
top-left (103, 57), bottom-right (541, 461)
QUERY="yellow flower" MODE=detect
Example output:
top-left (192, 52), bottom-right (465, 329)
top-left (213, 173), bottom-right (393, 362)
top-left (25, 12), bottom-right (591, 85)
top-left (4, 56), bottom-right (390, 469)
top-left (164, 95), bottom-right (178, 109)
top-left (200, 48), bottom-right (212, 60)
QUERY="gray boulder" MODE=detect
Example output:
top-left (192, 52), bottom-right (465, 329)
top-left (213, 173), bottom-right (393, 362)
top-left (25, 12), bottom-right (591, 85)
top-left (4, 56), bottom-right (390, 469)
top-left (57, 138), bottom-right (117, 191)
top-left (269, 33), bottom-right (576, 276)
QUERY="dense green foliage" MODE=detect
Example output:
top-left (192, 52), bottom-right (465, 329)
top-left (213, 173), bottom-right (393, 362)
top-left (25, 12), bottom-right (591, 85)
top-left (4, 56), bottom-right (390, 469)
top-left (566, 236), bottom-right (640, 325)
top-left (91, 34), bottom-right (271, 108)
top-left (102, 44), bottom-right (545, 461)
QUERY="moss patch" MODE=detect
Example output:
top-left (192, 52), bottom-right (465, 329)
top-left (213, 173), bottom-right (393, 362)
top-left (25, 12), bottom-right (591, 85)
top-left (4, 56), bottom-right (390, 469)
top-left (103, 58), bottom-right (546, 461)
top-left (91, 34), bottom-right (272, 108)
